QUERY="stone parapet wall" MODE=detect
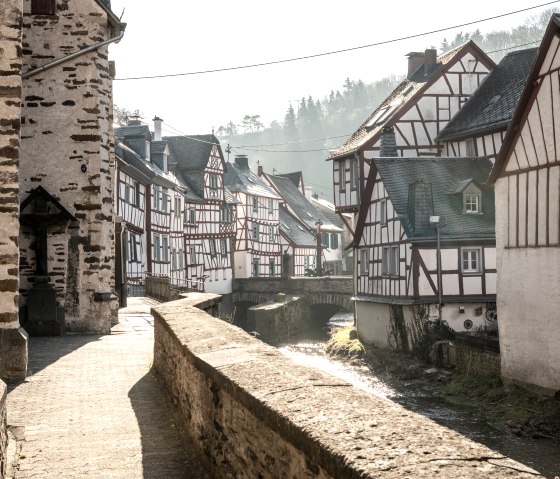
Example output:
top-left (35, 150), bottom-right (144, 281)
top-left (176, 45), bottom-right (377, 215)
top-left (0, 381), bottom-right (7, 478)
top-left (153, 296), bottom-right (541, 479)
top-left (449, 337), bottom-right (501, 378)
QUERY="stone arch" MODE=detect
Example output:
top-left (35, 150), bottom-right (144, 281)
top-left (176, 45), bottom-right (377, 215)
top-left (305, 293), bottom-right (353, 312)
top-left (232, 292), bottom-right (272, 306)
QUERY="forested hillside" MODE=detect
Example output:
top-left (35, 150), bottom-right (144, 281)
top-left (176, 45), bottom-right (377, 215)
top-left (216, 8), bottom-right (557, 200)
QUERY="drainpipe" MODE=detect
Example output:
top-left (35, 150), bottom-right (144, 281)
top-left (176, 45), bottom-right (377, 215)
top-left (22, 25), bottom-right (126, 79)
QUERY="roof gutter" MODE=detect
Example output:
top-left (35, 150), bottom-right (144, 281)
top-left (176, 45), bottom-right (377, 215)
top-left (23, 23), bottom-right (126, 79)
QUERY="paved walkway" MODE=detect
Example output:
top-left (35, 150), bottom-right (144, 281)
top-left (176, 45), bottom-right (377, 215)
top-left (6, 298), bottom-right (205, 479)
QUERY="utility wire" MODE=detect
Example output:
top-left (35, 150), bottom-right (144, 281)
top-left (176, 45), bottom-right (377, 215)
top-left (486, 39), bottom-right (541, 54)
top-left (114, 1), bottom-right (558, 81)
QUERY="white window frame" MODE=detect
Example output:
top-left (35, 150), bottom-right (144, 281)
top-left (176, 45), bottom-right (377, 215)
top-left (268, 198), bottom-right (274, 215)
top-left (252, 258), bottom-right (260, 277)
top-left (252, 223), bottom-right (259, 241)
top-left (220, 238), bottom-right (228, 258)
top-left (209, 239), bottom-right (217, 257)
top-left (351, 159), bottom-right (359, 190)
top-left (189, 245), bottom-right (196, 265)
top-left (185, 207), bottom-right (197, 226)
top-left (464, 193), bottom-right (481, 214)
top-left (253, 196), bottom-right (259, 213)
top-left (461, 248), bottom-right (482, 274)
top-left (162, 236), bottom-right (169, 262)
top-left (153, 234), bottom-right (161, 262)
top-left (382, 245), bottom-right (399, 277)
top-left (209, 174), bottom-right (219, 197)
top-left (339, 161), bottom-right (346, 192)
top-left (269, 226), bottom-right (275, 242)
top-left (128, 232), bottom-right (139, 262)
top-left (269, 259), bottom-right (275, 277)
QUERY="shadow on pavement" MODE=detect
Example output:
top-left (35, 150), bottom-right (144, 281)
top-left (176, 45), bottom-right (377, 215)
top-left (128, 369), bottom-right (208, 479)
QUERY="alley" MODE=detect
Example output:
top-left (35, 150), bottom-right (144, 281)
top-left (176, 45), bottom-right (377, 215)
top-left (6, 298), bottom-right (204, 479)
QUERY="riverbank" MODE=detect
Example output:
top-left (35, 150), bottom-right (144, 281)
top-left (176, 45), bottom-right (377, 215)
top-left (326, 326), bottom-right (560, 444)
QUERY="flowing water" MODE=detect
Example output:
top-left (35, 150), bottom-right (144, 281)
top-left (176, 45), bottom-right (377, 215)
top-left (277, 313), bottom-right (559, 478)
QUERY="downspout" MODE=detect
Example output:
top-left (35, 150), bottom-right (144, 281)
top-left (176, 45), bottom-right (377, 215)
top-left (22, 25), bottom-right (126, 79)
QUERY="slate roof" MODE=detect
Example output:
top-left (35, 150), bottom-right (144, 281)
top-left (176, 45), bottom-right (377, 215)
top-left (328, 42), bottom-right (493, 160)
top-left (165, 135), bottom-right (223, 170)
top-left (224, 162), bottom-right (280, 199)
top-left (279, 208), bottom-right (317, 247)
top-left (373, 157), bottom-right (495, 240)
top-left (268, 175), bottom-right (341, 232)
top-left (312, 199), bottom-right (345, 230)
top-left (437, 48), bottom-right (538, 142)
top-left (224, 188), bottom-right (240, 205)
top-left (115, 124), bottom-right (151, 139)
top-left (281, 171), bottom-right (304, 189)
top-left (151, 141), bottom-right (168, 155)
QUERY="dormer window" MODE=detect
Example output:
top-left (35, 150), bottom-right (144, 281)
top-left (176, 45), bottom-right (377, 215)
top-left (464, 193), bottom-right (481, 214)
top-left (32, 0), bottom-right (55, 15)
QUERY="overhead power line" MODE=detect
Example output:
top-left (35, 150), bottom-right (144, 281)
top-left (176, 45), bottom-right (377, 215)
top-left (115, 1), bottom-right (558, 81)
top-left (486, 39), bottom-right (542, 54)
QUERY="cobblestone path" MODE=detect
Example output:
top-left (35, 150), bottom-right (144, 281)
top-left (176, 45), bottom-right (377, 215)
top-left (6, 298), bottom-right (205, 479)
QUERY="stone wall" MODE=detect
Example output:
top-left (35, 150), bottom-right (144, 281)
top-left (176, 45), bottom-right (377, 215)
top-left (18, 0), bottom-right (119, 333)
top-left (0, 381), bottom-right (6, 478)
top-left (153, 296), bottom-right (541, 479)
top-left (247, 295), bottom-right (310, 344)
top-left (0, 0), bottom-right (28, 379)
top-left (449, 340), bottom-right (501, 378)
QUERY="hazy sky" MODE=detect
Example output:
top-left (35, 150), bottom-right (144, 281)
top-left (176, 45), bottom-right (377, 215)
top-left (109, 0), bottom-right (557, 141)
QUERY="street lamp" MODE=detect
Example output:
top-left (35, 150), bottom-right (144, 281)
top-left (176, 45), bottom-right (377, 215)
top-left (429, 215), bottom-right (443, 321)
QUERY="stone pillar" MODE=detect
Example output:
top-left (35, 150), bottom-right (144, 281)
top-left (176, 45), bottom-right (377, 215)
top-left (0, 0), bottom-right (28, 379)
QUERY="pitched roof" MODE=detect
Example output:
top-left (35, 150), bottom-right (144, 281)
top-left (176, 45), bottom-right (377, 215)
top-left (490, 14), bottom-right (560, 184)
top-left (224, 162), bottom-right (280, 199)
top-left (279, 208), bottom-right (317, 247)
top-left (373, 157), bottom-right (495, 240)
top-left (436, 48), bottom-right (538, 142)
top-left (328, 42), bottom-right (495, 161)
top-left (268, 175), bottom-right (341, 232)
top-left (165, 135), bottom-right (223, 170)
top-left (280, 171), bottom-right (304, 189)
top-left (115, 124), bottom-right (151, 139)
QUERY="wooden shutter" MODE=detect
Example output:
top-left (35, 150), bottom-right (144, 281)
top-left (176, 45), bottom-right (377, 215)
top-left (32, 0), bottom-right (55, 15)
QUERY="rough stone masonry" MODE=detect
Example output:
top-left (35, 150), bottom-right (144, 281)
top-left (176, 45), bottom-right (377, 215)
top-left (18, 0), bottom-right (120, 333)
top-left (0, 0), bottom-right (28, 380)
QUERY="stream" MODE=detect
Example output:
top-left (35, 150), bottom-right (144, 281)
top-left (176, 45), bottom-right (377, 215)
top-left (277, 313), bottom-right (559, 478)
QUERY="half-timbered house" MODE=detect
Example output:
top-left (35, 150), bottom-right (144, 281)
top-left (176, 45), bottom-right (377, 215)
top-left (354, 157), bottom-right (497, 348)
top-left (165, 133), bottom-right (236, 295)
top-left (278, 208), bottom-right (318, 277)
top-left (489, 14), bottom-right (560, 396)
top-left (224, 156), bottom-right (282, 278)
top-left (260, 171), bottom-right (343, 276)
top-left (436, 48), bottom-right (538, 162)
top-left (329, 43), bottom-right (494, 217)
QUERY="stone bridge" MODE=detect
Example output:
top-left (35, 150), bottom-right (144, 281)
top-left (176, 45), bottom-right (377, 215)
top-left (232, 276), bottom-right (354, 311)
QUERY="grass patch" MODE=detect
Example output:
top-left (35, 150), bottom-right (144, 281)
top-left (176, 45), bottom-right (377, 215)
top-left (326, 327), bottom-right (365, 359)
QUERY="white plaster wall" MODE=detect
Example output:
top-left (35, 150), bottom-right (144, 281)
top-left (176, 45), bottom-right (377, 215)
top-left (234, 250), bottom-right (249, 278)
top-left (355, 301), bottom-right (392, 348)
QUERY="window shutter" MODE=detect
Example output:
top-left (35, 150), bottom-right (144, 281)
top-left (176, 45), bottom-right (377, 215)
top-left (32, 0), bottom-right (55, 15)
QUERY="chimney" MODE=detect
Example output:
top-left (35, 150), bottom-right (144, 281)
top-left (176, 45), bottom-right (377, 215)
top-left (127, 115), bottom-right (142, 126)
top-left (153, 116), bottom-right (163, 141)
top-left (424, 49), bottom-right (437, 75)
top-left (234, 155), bottom-right (249, 169)
top-left (304, 186), bottom-right (313, 200)
top-left (257, 165), bottom-right (263, 176)
top-left (406, 52), bottom-right (425, 78)
top-left (407, 181), bottom-right (434, 236)
top-left (380, 127), bottom-right (398, 157)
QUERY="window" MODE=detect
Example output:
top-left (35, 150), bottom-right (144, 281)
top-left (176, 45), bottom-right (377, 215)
top-left (220, 206), bottom-right (232, 223)
top-left (379, 199), bottom-right (387, 225)
top-left (128, 233), bottom-right (139, 262)
top-left (209, 239), bottom-right (217, 257)
top-left (465, 138), bottom-right (475, 156)
top-left (252, 223), bottom-right (259, 241)
top-left (269, 226), bottom-right (275, 242)
top-left (462, 248), bottom-right (481, 274)
top-left (185, 207), bottom-right (197, 226)
top-left (351, 159), bottom-right (359, 190)
top-left (153, 186), bottom-right (167, 212)
top-left (360, 249), bottom-right (369, 275)
top-left (153, 234), bottom-right (161, 261)
top-left (269, 259), bottom-right (275, 277)
top-left (382, 245), bottom-right (399, 276)
top-left (252, 259), bottom-right (260, 277)
top-left (464, 193), bottom-right (481, 214)
top-left (32, 0), bottom-right (55, 15)
top-left (189, 246), bottom-right (196, 265)
top-left (172, 248), bottom-right (177, 269)
top-left (268, 198), bottom-right (274, 215)
top-left (134, 182), bottom-right (141, 206)
top-left (339, 161), bottom-right (346, 192)
top-left (174, 197), bottom-right (182, 218)
top-left (178, 249), bottom-right (184, 269)
top-left (253, 196), bottom-right (259, 213)
top-left (162, 236), bottom-right (169, 262)
top-left (220, 239), bottom-right (228, 258)
top-left (332, 233), bottom-right (339, 249)
top-left (161, 188), bottom-right (168, 212)
top-left (209, 175), bottom-right (219, 196)
top-left (124, 183), bottom-right (132, 204)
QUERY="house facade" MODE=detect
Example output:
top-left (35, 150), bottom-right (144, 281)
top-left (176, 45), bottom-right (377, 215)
top-left (224, 156), bottom-right (281, 278)
top-left (278, 208), bottom-right (318, 277)
top-left (436, 48), bottom-right (538, 162)
top-left (329, 43), bottom-right (494, 216)
top-left (489, 14), bottom-right (560, 396)
top-left (354, 157), bottom-right (497, 348)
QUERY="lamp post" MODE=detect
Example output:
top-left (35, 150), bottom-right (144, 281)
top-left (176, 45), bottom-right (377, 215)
top-left (315, 219), bottom-right (323, 277)
top-left (429, 215), bottom-right (443, 322)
